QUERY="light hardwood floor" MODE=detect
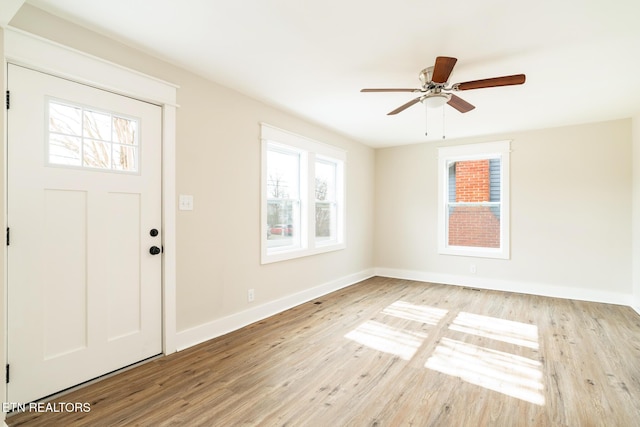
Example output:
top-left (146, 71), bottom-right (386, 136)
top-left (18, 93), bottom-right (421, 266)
top-left (7, 277), bottom-right (640, 426)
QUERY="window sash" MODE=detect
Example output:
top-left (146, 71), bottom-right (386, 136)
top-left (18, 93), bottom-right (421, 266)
top-left (438, 141), bottom-right (510, 259)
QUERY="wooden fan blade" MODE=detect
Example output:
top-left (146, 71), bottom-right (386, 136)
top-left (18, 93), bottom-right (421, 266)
top-left (456, 74), bottom-right (526, 91)
top-left (447, 94), bottom-right (475, 113)
top-left (388, 97), bottom-right (422, 115)
top-left (431, 56), bottom-right (458, 83)
top-left (361, 88), bottom-right (417, 92)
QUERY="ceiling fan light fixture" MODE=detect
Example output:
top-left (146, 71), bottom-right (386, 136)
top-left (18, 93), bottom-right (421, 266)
top-left (422, 93), bottom-right (450, 109)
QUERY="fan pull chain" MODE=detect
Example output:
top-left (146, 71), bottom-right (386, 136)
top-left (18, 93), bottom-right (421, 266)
top-left (442, 105), bottom-right (446, 139)
top-left (424, 102), bottom-right (429, 136)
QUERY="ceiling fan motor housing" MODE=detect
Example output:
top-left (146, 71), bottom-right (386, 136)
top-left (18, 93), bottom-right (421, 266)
top-left (422, 92), bottom-right (451, 108)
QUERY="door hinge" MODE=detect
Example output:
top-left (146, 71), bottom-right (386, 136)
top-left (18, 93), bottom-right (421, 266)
top-left (6, 227), bottom-right (9, 246)
top-left (5, 364), bottom-right (9, 384)
top-left (5, 91), bottom-right (9, 110)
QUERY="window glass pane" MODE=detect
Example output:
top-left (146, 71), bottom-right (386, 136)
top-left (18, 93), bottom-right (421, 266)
top-left (113, 144), bottom-right (138, 171)
top-left (112, 116), bottom-right (138, 145)
top-left (83, 110), bottom-right (111, 141)
top-left (266, 146), bottom-right (301, 250)
top-left (267, 200), bottom-right (299, 248)
top-left (315, 160), bottom-right (336, 202)
top-left (47, 100), bottom-right (140, 173)
top-left (267, 149), bottom-right (299, 199)
top-left (49, 102), bottom-right (82, 135)
top-left (315, 160), bottom-right (337, 242)
top-left (447, 158), bottom-right (501, 248)
top-left (83, 139), bottom-right (111, 169)
top-left (448, 205), bottom-right (501, 248)
top-left (315, 201), bottom-right (336, 241)
top-left (49, 134), bottom-right (81, 166)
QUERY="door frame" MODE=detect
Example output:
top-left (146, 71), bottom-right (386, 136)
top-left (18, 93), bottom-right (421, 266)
top-left (3, 28), bottom-right (178, 368)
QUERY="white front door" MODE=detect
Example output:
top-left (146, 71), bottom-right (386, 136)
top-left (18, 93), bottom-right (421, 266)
top-left (7, 64), bottom-right (163, 403)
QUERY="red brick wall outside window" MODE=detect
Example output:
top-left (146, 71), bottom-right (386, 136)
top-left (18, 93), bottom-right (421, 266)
top-left (448, 159), bottom-right (500, 248)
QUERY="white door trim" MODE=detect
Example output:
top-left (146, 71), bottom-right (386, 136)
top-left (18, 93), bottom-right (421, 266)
top-left (4, 28), bottom-right (178, 355)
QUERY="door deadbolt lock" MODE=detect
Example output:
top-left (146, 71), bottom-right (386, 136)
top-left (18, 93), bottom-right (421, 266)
top-left (150, 228), bottom-right (159, 237)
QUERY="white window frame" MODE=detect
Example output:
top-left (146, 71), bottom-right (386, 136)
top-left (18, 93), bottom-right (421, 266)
top-left (261, 123), bottom-right (346, 264)
top-left (437, 140), bottom-right (510, 259)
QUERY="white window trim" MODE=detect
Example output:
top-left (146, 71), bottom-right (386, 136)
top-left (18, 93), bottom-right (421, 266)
top-left (437, 140), bottom-right (511, 259)
top-left (261, 123), bottom-right (346, 264)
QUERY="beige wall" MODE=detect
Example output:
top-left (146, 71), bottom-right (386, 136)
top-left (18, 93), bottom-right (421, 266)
top-left (375, 119), bottom-right (633, 300)
top-left (8, 5), bottom-right (376, 333)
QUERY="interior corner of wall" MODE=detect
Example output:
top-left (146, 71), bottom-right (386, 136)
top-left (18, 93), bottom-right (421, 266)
top-left (0, 0), bottom-right (25, 27)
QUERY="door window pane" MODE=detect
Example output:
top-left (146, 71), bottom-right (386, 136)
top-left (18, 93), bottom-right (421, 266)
top-left (47, 100), bottom-right (140, 173)
top-left (49, 134), bottom-right (81, 166)
top-left (113, 144), bottom-right (138, 171)
top-left (83, 140), bottom-right (112, 169)
top-left (83, 110), bottom-right (111, 141)
top-left (49, 103), bottom-right (82, 135)
top-left (112, 116), bottom-right (138, 145)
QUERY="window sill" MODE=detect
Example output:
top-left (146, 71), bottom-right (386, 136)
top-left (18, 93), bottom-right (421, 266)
top-left (439, 246), bottom-right (509, 260)
top-left (261, 242), bottom-right (346, 264)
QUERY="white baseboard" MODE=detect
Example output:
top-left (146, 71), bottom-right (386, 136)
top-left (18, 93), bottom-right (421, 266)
top-left (374, 267), bottom-right (633, 307)
top-left (633, 305), bottom-right (640, 316)
top-left (176, 269), bottom-right (375, 351)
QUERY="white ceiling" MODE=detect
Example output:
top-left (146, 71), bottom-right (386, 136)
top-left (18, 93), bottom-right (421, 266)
top-left (24, 0), bottom-right (640, 148)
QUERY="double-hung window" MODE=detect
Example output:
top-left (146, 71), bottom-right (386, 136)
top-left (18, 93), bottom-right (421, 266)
top-left (438, 141), bottom-right (510, 259)
top-left (261, 124), bottom-right (346, 263)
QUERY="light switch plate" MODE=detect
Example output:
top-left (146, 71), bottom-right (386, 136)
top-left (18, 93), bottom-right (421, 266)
top-left (179, 194), bottom-right (194, 211)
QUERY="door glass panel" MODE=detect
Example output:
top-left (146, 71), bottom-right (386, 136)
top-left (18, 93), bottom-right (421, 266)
top-left (47, 99), bottom-right (140, 173)
top-left (112, 116), bottom-right (137, 145)
top-left (83, 140), bottom-right (112, 169)
top-left (83, 110), bottom-right (111, 141)
top-left (113, 144), bottom-right (138, 171)
top-left (49, 134), bottom-right (81, 166)
top-left (49, 102), bottom-right (82, 135)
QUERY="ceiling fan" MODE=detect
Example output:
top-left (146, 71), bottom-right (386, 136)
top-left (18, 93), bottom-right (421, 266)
top-left (361, 56), bottom-right (525, 115)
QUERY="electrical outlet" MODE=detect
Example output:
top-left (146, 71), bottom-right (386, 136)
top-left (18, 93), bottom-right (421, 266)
top-left (470, 264), bottom-right (477, 274)
top-left (248, 288), bottom-right (255, 302)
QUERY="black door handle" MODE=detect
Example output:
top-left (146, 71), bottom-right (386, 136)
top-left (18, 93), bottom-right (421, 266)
top-left (149, 246), bottom-right (161, 255)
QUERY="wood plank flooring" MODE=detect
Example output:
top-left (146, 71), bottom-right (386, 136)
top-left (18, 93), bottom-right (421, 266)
top-left (7, 277), bottom-right (640, 426)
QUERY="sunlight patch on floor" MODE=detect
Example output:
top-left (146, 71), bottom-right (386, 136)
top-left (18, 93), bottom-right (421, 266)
top-left (343, 299), bottom-right (545, 405)
top-left (449, 312), bottom-right (539, 349)
top-left (344, 320), bottom-right (427, 360)
top-left (425, 337), bottom-right (545, 405)
top-left (381, 301), bottom-right (448, 325)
